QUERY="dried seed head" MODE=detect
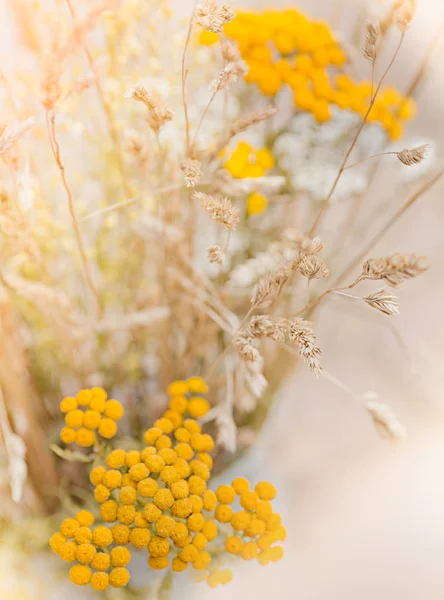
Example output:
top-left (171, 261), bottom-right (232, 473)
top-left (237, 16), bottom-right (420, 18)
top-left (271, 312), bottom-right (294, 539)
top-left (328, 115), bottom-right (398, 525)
top-left (124, 86), bottom-right (174, 133)
top-left (221, 40), bottom-right (242, 63)
top-left (235, 332), bottom-right (260, 362)
top-left (299, 254), bottom-right (329, 280)
top-left (247, 316), bottom-right (289, 343)
top-left (194, 192), bottom-right (240, 231)
top-left (195, 0), bottom-right (235, 33)
top-left (365, 398), bottom-right (406, 442)
top-left (207, 245), bottom-right (225, 264)
top-left (0, 118), bottom-right (35, 157)
top-left (395, 0), bottom-right (417, 32)
top-left (364, 288), bottom-right (400, 316)
top-left (181, 158), bottom-right (202, 188)
top-left (288, 318), bottom-right (322, 377)
top-left (282, 230), bottom-right (324, 255)
top-left (210, 61), bottom-right (246, 92)
top-left (251, 264), bottom-right (290, 309)
top-left (362, 19), bottom-right (380, 61)
top-left (362, 253), bottom-right (429, 287)
top-left (396, 144), bottom-right (428, 166)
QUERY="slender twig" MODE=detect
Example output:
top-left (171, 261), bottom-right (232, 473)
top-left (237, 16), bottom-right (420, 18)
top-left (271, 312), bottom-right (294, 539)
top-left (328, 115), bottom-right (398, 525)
top-left (46, 111), bottom-right (102, 315)
top-left (344, 151), bottom-right (399, 170)
top-left (309, 32), bottom-right (405, 236)
top-left (182, 11), bottom-right (195, 154)
top-left (192, 90), bottom-right (218, 148)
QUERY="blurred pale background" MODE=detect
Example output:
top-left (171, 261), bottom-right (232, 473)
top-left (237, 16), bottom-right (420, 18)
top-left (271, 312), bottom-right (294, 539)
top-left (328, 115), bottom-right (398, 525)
top-left (1, 0), bottom-right (444, 599)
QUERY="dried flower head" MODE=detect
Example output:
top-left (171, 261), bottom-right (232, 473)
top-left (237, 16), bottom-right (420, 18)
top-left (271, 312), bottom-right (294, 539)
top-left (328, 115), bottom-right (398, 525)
top-left (247, 316), bottom-right (288, 343)
top-left (288, 318), bottom-right (322, 376)
top-left (364, 288), bottom-right (400, 316)
top-left (395, 0), bottom-right (417, 32)
top-left (299, 254), bottom-right (329, 280)
top-left (181, 158), bottom-right (202, 188)
top-left (251, 264), bottom-right (290, 309)
top-left (362, 253), bottom-right (429, 287)
top-left (207, 245), bottom-right (225, 264)
top-left (221, 40), bottom-right (242, 63)
top-left (0, 118), bottom-right (35, 157)
top-left (365, 398), bottom-right (406, 441)
top-left (362, 19), bottom-right (380, 61)
top-left (124, 86), bottom-right (174, 133)
top-left (210, 62), bottom-right (246, 92)
top-left (396, 144), bottom-right (428, 166)
top-left (195, 0), bottom-right (235, 33)
top-left (194, 192), bottom-right (240, 231)
top-left (235, 332), bottom-right (260, 362)
top-left (282, 230), bottom-right (324, 255)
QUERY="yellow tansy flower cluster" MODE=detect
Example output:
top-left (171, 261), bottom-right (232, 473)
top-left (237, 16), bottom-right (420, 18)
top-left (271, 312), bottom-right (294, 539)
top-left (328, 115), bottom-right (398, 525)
top-left (51, 377), bottom-right (285, 590)
top-left (60, 387), bottom-right (124, 447)
top-left (201, 8), bottom-right (415, 140)
top-left (224, 142), bottom-right (273, 215)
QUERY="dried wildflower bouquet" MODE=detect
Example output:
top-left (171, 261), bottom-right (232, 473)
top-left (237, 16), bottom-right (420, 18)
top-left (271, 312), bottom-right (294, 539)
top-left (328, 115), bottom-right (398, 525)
top-left (0, 0), bottom-right (439, 596)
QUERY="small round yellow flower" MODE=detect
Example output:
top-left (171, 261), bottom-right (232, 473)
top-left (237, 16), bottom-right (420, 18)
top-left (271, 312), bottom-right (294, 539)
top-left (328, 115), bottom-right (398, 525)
top-left (75, 510), bottom-right (95, 527)
top-left (100, 499), bottom-right (118, 523)
top-left (188, 475), bottom-right (207, 496)
top-left (134, 513), bottom-right (149, 527)
top-left (269, 545), bottom-right (284, 562)
top-left (187, 376), bottom-right (208, 394)
top-left (202, 520), bottom-right (218, 542)
top-left (241, 541), bottom-right (259, 560)
top-left (111, 524), bottom-right (131, 545)
top-left (256, 500), bottom-right (273, 521)
top-left (255, 481), bottom-right (276, 501)
top-left (59, 541), bottom-right (77, 562)
top-left (156, 434), bottom-right (173, 450)
top-left (89, 465), bottom-right (106, 486)
top-left (170, 522), bottom-right (190, 545)
top-left (91, 552), bottom-right (111, 571)
top-left (75, 428), bottom-right (95, 447)
top-left (75, 543), bottom-right (96, 564)
top-left (174, 458), bottom-right (191, 478)
top-left (143, 502), bottom-right (162, 523)
top-left (170, 479), bottom-right (189, 499)
top-left (91, 386), bottom-right (107, 399)
top-left (202, 489), bottom-right (217, 512)
top-left (153, 488), bottom-right (174, 510)
top-left (183, 419), bottom-right (201, 434)
top-left (245, 519), bottom-right (266, 538)
top-left (75, 526), bottom-right (93, 544)
top-left (60, 427), bottom-right (76, 444)
top-left (188, 513), bottom-right (205, 532)
top-left (160, 465), bottom-right (180, 486)
top-left (169, 396), bottom-right (188, 414)
top-left (215, 504), bottom-right (233, 523)
top-left (192, 532), bottom-right (207, 550)
top-left (167, 380), bottom-right (189, 396)
top-left (69, 564), bottom-right (92, 586)
top-left (141, 446), bottom-right (157, 461)
top-left (266, 513), bottom-right (282, 532)
top-left (172, 557), bottom-right (188, 572)
top-left (174, 443), bottom-right (194, 461)
top-left (92, 526), bottom-right (113, 547)
top-left (192, 551), bottom-right (211, 570)
top-left (240, 490), bottom-right (259, 511)
top-left (190, 433), bottom-right (214, 452)
top-left (196, 452), bottom-right (213, 470)
top-left (106, 449), bottom-right (126, 469)
top-left (189, 494), bottom-right (204, 513)
top-left (225, 535), bottom-right (243, 554)
top-left (247, 192), bottom-right (268, 215)
top-left (109, 567), bottom-right (130, 588)
top-left (144, 427), bottom-right (163, 445)
top-left (172, 498), bottom-right (193, 519)
top-left (125, 450), bottom-right (141, 468)
top-left (257, 533), bottom-right (274, 551)
top-left (156, 515), bottom-right (176, 537)
top-left (60, 397), bottom-right (77, 413)
top-left (153, 417), bottom-right (174, 434)
top-left (158, 448), bottom-right (177, 465)
top-left (231, 511), bottom-right (251, 531)
top-left (98, 418), bottom-right (117, 439)
top-left (179, 543), bottom-right (199, 563)
top-left (103, 469), bottom-right (123, 490)
top-left (144, 454), bottom-right (165, 473)
top-left (130, 527), bottom-right (151, 548)
top-left (60, 518), bottom-right (79, 538)
top-left (90, 572), bottom-right (109, 591)
top-left (216, 484), bottom-right (236, 504)
top-left (89, 395), bottom-right (106, 413)
top-left (65, 409), bottom-right (83, 429)
top-left (111, 546), bottom-right (131, 567)
top-left (49, 532), bottom-right (66, 554)
top-left (117, 505), bottom-right (136, 525)
top-left (187, 397), bottom-right (210, 419)
top-left (137, 477), bottom-right (159, 498)
top-left (148, 536), bottom-right (170, 557)
top-left (94, 484), bottom-right (110, 503)
top-left (118, 486), bottom-right (136, 506)
top-left (82, 410), bottom-right (101, 430)
top-left (163, 410), bottom-right (182, 429)
top-left (232, 477), bottom-right (250, 495)
top-left (148, 556), bottom-right (169, 570)
top-left (190, 460), bottom-right (210, 481)
top-left (76, 389), bottom-right (93, 406)
top-left (129, 462), bottom-right (150, 482)
top-left (104, 399), bottom-right (124, 420)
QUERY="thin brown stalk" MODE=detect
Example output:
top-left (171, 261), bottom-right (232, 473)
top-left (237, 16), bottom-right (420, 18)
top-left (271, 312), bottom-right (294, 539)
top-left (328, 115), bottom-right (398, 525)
top-left (64, 0), bottom-right (132, 198)
top-left (192, 90), bottom-right (218, 149)
top-left (344, 151), bottom-right (399, 170)
top-left (309, 32), bottom-right (405, 236)
top-left (182, 10), bottom-right (195, 154)
top-left (404, 22), bottom-right (444, 100)
top-left (46, 111), bottom-right (102, 315)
